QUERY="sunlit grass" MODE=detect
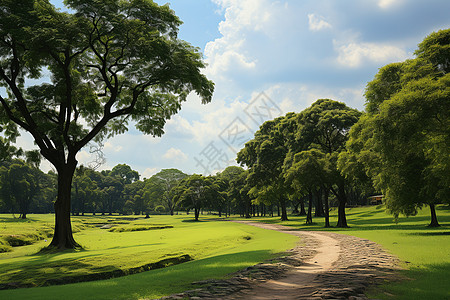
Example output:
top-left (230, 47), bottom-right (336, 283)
top-left (0, 214), bottom-right (297, 299)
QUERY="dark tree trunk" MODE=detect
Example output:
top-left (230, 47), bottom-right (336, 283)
top-left (306, 193), bottom-right (313, 224)
top-left (194, 207), bottom-right (200, 221)
top-left (428, 203), bottom-right (440, 227)
top-left (279, 198), bottom-right (288, 221)
top-left (19, 196), bottom-right (30, 219)
top-left (336, 199), bottom-right (348, 227)
top-left (49, 161), bottom-right (80, 249)
top-left (314, 189), bottom-right (324, 217)
top-left (299, 197), bottom-right (306, 216)
top-left (292, 199), bottom-right (299, 215)
top-left (323, 188), bottom-right (330, 228)
top-left (332, 184), bottom-right (349, 228)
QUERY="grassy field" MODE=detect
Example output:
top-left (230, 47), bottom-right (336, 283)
top-left (240, 204), bottom-right (450, 300)
top-left (0, 214), bottom-right (297, 299)
top-left (1, 205), bottom-right (449, 299)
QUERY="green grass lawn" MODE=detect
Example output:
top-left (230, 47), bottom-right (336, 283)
top-left (1, 206), bottom-right (448, 300)
top-left (0, 214), bottom-right (297, 300)
top-left (238, 204), bottom-right (450, 300)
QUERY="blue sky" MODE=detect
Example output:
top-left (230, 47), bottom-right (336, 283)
top-left (14, 0), bottom-right (450, 178)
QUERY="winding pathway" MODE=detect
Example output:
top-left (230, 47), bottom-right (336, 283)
top-left (159, 221), bottom-right (400, 300)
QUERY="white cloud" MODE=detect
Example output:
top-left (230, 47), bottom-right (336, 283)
top-left (104, 141), bottom-right (123, 152)
top-left (378, 0), bottom-right (404, 9)
top-left (308, 13), bottom-right (332, 31)
top-left (163, 148), bottom-right (188, 163)
top-left (334, 40), bottom-right (408, 68)
top-left (205, 0), bottom-right (284, 80)
top-left (75, 150), bottom-right (92, 164)
top-left (142, 167), bottom-right (158, 179)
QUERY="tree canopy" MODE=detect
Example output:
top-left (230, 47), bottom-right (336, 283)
top-left (0, 0), bottom-right (214, 249)
top-left (344, 29), bottom-right (450, 226)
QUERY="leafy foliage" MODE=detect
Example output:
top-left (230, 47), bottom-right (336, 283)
top-left (344, 28), bottom-right (450, 226)
top-left (0, 0), bottom-right (213, 248)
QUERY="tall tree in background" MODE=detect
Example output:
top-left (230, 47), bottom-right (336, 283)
top-left (111, 164), bottom-right (140, 185)
top-left (147, 169), bottom-right (187, 215)
top-left (284, 149), bottom-right (332, 227)
top-left (0, 159), bottom-right (42, 218)
top-left (345, 29), bottom-right (450, 226)
top-left (0, 0), bottom-right (213, 248)
top-left (174, 174), bottom-right (217, 221)
top-left (237, 116), bottom-right (290, 221)
top-left (217, 166), bottom-right (245, 217)
top-left (280, 100), bottom-right (360, 227)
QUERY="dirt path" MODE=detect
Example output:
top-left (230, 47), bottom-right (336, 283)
top-left (159, 221), bottom-right (400, 300)
top-left (232, 229), bottom-right (341, 299)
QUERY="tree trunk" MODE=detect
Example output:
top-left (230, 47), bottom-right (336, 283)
top-left (306, 193), bottom-right (313, 224)
top-left (336, 196), bottom-right (348, 228)
top-left (299, 197), bottom-right (306, 216)
top-left (323, 188), bottom-right (330, 228)
top-left (428, 203), bottom-right (440, 227)
top-left (332, 184), bottom-right (349, 228)
top-left (245, 200), bottom-right (251, 218)
top-left (49, 161), bottom-right (80, 249)
top-left (194, 207), bottom-right (200, 221)
top-left (314, 189), bottom-right (324, 217)
top-left (279, 198), bottom-right (288, 221)
top-left (292, 199), bottom-right (299, 215)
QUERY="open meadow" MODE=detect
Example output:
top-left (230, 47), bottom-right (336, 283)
top-left (1, 205), bottom-right (449, 299)
top-left (0, 214), bottom-right (297, 299)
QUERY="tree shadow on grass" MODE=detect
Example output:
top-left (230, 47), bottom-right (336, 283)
top-left (0, 250), bottom-right (275, 300)
top-left (371, 263), bottom-right (450, 300)
top-left (0, 216), bottom-right (39, 223)
top-left (0, 253), bottom-right (192, 290)
top-left (405, 231), bottom-right (450, 236)
top-left (181, 218), bottom-right (207, 223)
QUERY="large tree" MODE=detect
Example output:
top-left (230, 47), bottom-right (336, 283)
top-left (174, 174), bottom-right (217, 221)
top-left (345, 29), bottom-right (450, 226)
top-left (284, 149), bottom-right (333, 226)
top-left (0, 0), bottom-right (213, 248)
top-left (217, 166), bottom-right (246, 217)
top-left (284, 100), bottom-right (360, 227)
top-left (237, 115), bottom-right (293, 221)
top-left (144, 168), bottom-right (187, 215)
